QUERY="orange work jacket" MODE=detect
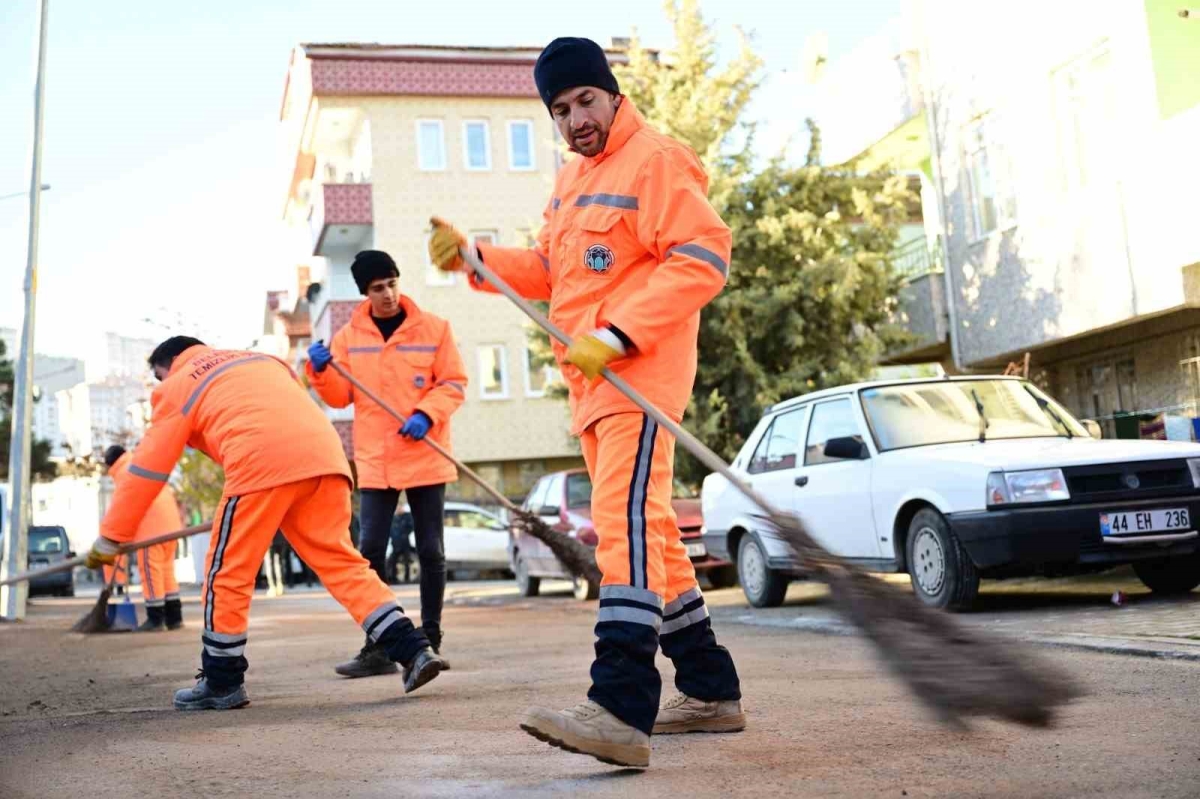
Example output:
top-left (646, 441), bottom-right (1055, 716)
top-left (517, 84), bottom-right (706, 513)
top-left (473, 98), bottom-right (730, 434)
top-left (306, 296), bottom-right (466, 490)
top-left (109, 452), bottom-right (183, 541)
top-left (100, 346), bottom-right (351, 543)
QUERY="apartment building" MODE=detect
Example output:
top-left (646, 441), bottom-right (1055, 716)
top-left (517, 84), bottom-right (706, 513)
top-left (815, 1), bottom-right (1200, 436)
top-left (278, 43), bottom-right (624, 500)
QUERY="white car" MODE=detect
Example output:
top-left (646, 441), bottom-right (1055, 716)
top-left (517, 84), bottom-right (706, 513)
top-left (702, 376), bottom-right (1200, 610)
top-left (397, 501), bottom-right (511, 574)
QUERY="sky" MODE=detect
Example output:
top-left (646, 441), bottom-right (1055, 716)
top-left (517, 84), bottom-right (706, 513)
top-left (0, 0), bottom-right (902, 364)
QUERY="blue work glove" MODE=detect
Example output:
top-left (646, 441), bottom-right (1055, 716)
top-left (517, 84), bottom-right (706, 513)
top-left (399, 411), bottom-right (432, 441)
top-left (307, 340), bottom-right (333, 373)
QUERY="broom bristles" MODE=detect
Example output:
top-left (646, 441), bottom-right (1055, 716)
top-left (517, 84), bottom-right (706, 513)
top-left (762, 511), bottom-right (1082, 728)
top-left (71, 585), bottom-right (113, 634)
top-left (511, 510), bottom-right (602, 585)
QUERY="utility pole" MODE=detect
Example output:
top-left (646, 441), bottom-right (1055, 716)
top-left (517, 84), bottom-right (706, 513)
top-left (2, 0), bottom-right (50, 621)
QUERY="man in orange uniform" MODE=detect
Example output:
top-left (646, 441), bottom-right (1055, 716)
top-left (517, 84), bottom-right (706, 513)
top-left (84, 336), bottom-right (447, 710)
top-left (306, 250), bottom-right (467, 675)
top-left (103, 445), bottom-right (184, 632)
top-left (430, 37), bottom-right (742, 768)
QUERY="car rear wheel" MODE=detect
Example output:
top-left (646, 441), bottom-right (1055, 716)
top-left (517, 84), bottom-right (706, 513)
top-left (738, 534), bottom-right (788, 608)
top-left (706, 565), bottom-right (739, 590)
top-left (572, 576), bottom-right (600, 601)
top-left (515, 554), bottom-right (540, 598)
top-left (1133, 553), bottom-right (1200, 595)
top-left (907, 508), bottom-right (979, 611)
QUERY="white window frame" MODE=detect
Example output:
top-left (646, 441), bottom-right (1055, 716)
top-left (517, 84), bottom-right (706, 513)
top-left (462, 120), bottom-right (492, 171)
top-left (523, 344), bottom-right (560, 398)
top-left (963, 114), bottom-right (1017, 242)
top-left (477, 344), bottom-right (510, 400)
top-left (425, 230), bottom-right (455, 287)
top-left (416, 119), bottom-right (446, 172)
top-left (507, 119), bottom-right (537, 171)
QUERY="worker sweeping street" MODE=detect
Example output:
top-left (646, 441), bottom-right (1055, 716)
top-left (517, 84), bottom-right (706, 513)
top-left (103, 445), bottom-right (185, 631)
top-left (84, 336), bottom-right (447, 710)
top-left (306, 249), bottom-right (467, 676)
top-left (429, 37), bottom-right (743, 769)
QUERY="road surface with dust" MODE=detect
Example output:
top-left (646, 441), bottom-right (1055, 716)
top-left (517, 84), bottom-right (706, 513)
top-left (1, 581), bottom-right (1198, 798)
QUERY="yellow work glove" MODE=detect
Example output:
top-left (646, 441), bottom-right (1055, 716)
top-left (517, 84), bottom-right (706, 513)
top-left (566, 329), bottom-right (627, 381)
top-left (428, 216), bottom-right (467, 272)
top-left (84, 536), bottom-right (120, 569)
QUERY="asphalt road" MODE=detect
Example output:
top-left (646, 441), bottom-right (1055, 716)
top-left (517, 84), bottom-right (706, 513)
top-left (1, 579), bottom-right (1198, 798)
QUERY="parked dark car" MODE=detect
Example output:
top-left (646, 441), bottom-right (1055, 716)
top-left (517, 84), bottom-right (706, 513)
top-left (509, 468), bottom-right (737, 600)
top-left (28, 526), bottom-right (75, 597)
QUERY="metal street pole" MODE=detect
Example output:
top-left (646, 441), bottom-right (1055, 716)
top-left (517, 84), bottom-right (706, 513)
top-left (2, 0), bottom-right (50, 621)
top-left (0, 185), bottom-right (50, 202)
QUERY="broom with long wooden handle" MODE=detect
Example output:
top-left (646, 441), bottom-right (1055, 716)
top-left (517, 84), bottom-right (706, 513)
top-left (458, 244), bottom-right (1080, 728)
top-left (0, 523), bottom-right (212, 633)
top-left (324, 360), bottom-right (601, 585)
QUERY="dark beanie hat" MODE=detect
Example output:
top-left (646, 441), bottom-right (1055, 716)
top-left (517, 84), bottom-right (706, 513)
top-left (351, 250), bottom-right (399, 295)
top-left (533, 37), bottom-right (619, 111)
top-left (103, 445), bottom-right (126, 468)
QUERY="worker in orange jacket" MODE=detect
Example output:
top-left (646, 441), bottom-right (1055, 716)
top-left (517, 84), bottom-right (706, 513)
top-left (430, 37), bottom-right (742, 768)
top-left (306, 249), bottom-right (467, 676)
top-left (84, 336), bottom-right (447, 710)
top-left (103, 445), bottom-right (184, 632)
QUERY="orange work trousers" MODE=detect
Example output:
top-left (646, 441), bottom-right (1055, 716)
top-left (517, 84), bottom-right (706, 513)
top-left (581, 412), bottom-right (740, 734)
top-left (137, 539), bottom-right (179, 608)
top-left (200, 475), bottom-right (424, 687)
top-left (103, 556), bottom-right (129, 588)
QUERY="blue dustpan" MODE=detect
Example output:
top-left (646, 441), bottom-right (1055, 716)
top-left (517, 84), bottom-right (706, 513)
top-left (106, 595), bottom-right (139, 632)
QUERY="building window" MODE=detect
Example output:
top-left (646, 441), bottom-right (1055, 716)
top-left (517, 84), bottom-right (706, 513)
top-left (478, 344), bottom-right (509, 400)
top-left (508, 120), bottom-right (536, 170)
top-left (416, 120), bottom-right (446, 171)
top-left (1075, 356), bottom-right (1137, 438)
top-left (1053, 44), bottom-right (1116, 193)
top-left (523, 344), bottom-right (560, 398)
top-left (425, 230), bottom-right (455, 287)
top-left (963, 115), bottom-right (1017, 239)
top-left (470, 230), bottom-right (498, 248)
top-left (463, 120), bottom-right (491, 171)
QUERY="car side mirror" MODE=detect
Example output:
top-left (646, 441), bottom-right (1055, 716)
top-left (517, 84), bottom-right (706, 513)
top-left (1083, 420), bottom-right (1102, 439)
top-left (538, 505), bottom-right (562, 516)
top-left (824, 436), bottom-right (869, 460)
top-left (67, 550), bottom-right (77, 558)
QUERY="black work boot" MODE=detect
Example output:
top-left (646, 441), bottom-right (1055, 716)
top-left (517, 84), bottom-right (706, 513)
top-left (137, 605), bottom-right (166, 633)
top-left (173, 671), bottom-right (249, 711)
top-left (165, 597), bottom-right (184, 630)
top-left (334, 639), bottom-right (399, 678)
top-left (403, 647), bottom-right (448, 694)
top-left (423, 623), bottom-right (450, 670)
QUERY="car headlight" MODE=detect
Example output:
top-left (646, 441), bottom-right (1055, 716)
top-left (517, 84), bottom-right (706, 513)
top-left (987, 469), bottom-right (1070, 506)
top-left (1188, 458), bottom-right (1200, 489)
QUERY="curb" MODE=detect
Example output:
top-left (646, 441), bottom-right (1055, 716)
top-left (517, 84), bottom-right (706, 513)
top-left (724, 612), bottom-right (1200, 662)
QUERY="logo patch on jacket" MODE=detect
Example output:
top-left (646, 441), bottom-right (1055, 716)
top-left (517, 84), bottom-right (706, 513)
top-left (584, 244), bottom-right (614, 274)
top-left (413, 375), bottom-right (427, 389)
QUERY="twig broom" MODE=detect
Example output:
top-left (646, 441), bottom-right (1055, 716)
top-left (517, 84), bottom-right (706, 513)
top-left (459, 243), bottom-right (1080, 728)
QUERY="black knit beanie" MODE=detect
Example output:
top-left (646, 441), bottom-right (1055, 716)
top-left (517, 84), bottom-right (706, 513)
top-left (103, 445), bottom-right (126, 468)
top-left (351, 250), bottom-right (399, 295)
top-left (533, 37), bottom-right (619, 111)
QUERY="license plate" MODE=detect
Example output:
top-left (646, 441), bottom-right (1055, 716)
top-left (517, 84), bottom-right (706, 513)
top-left (1101, 508), bottom-right (1191, 537)
top-left (685, 542), bottom-right (707, 558)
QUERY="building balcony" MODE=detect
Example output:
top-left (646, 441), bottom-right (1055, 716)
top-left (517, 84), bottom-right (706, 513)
top-left (888, 238), bottom-right (949, 364)
top-left (308, 182), bottom-right (373, 257)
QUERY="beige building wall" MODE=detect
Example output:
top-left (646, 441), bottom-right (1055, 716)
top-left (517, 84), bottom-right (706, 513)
top-left (319, 95), bottom-right (580, 489)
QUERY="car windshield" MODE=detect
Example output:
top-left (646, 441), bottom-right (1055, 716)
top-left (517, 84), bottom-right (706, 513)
top-left (29, 528), bottom-right (64, 554)
top-left (861, 379), bottom-right (1087, 452)
top-left (566, 473), bottom-right (593, 509)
